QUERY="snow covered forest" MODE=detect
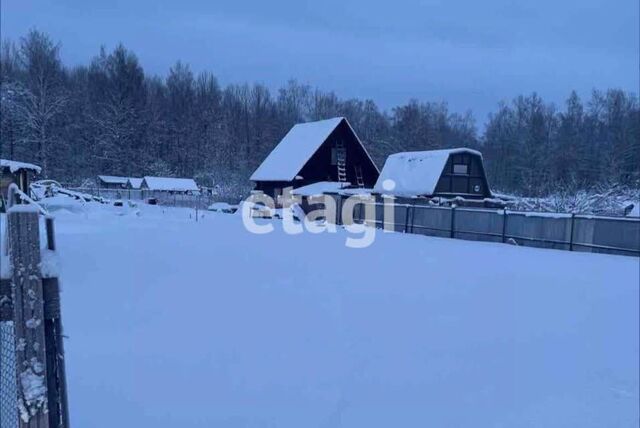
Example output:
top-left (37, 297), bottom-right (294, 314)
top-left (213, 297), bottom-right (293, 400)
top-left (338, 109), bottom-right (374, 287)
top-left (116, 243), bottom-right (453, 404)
top-left (1, 30), bottom-right (639, 197)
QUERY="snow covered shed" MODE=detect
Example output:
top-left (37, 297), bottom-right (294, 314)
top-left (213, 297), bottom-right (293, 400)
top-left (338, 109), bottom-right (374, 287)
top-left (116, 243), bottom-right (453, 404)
top-left (127, 178), bottom-right (143, 189)
top-left (250, 117), bottom-right (379, 201)
top-left (97, 175), bottom-right (131, 189)
top-left (1, 159), bottom-right (41, 205)
top-left (140, 176), bottom-right (199, 194)
top-left (374, 148), bottom-right (491, 199)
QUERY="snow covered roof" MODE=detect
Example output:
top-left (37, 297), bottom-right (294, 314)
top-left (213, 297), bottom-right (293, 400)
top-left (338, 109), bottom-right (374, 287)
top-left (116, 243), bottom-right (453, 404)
top-left (251, 117), bottom-right (376, 182)
top-left (374, 148), bottom-right (482, 197)
top-left (141, 176), bottom-right (199, 192)
top-left (97, 175), bottom-right (130, 185)
top-left (291, 181), bottom-right (351, 197)
top-left (128, 178), bottom-right (143, 189)
top-left (0, 158), bottom-right (41, 173)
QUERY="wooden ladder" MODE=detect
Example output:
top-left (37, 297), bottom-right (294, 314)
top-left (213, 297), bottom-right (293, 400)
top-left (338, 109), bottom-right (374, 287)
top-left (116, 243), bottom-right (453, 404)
top-left (335, 141), bottom-right (347, 182)
top-left (354, 165), bottom-right (364, 187)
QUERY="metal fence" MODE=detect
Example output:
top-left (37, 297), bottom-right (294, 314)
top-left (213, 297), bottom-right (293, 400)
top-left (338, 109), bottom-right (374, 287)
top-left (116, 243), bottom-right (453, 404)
top-left (328, 194), bottom-right (640, 257)
top-left (0, 320), bottom-right (18, 428)
top-left (66, 187), bottom-right (241, 209)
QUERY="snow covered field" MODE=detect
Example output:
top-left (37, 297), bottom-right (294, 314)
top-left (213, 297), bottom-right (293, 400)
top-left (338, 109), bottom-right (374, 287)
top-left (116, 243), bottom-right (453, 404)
top-left (25, 203), bottom-right (640, 426)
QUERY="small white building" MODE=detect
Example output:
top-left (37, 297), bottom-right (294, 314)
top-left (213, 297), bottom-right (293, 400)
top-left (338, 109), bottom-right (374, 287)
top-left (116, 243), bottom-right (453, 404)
top-left (97, 175), bottom-right (134, 189)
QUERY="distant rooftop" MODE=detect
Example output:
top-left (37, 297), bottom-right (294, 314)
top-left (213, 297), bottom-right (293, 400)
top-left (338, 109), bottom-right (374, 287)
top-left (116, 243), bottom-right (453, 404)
top-left (0, 159), bottom-right (42, 174)
top-left (141, 176), bottom-right (199, 192)
top-left (97, 175), bottom-right (131, 185)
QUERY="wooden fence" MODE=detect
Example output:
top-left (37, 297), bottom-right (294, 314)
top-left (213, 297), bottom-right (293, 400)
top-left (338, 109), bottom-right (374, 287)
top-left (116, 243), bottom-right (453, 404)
top-left (0, 185), bottom-right (70, 428)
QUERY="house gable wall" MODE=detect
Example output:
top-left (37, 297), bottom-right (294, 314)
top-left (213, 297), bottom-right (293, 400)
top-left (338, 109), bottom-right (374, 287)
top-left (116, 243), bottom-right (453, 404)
top-left (434, 152), bottom-right (491, 198)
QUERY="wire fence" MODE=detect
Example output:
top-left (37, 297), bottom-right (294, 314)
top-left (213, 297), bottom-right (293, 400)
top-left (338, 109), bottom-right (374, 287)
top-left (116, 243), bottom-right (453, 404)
top-left (0, 320), bottom-right (18, 428)
top-left (65, 187), bottom-right (242, 209)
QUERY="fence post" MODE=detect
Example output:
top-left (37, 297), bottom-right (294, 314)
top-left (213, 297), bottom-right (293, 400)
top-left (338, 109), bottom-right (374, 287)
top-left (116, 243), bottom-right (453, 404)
top-left (42, 217), bottom-right (70, 428)
top-left (502, 208), bottom-right (507, 243)
top-left (403, 203), bottom-right (410, 233)
top-left (569, 213), bottom-right (575, 251)
top-left (450, 206), bottom-right (456, 238)
top-left (195, 194), bottom-right (200, 222)
top-left (8, 207), bottom-right (50, 428)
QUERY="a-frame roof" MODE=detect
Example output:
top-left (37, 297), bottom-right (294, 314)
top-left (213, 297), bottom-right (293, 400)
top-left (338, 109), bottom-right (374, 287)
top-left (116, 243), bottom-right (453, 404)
top-left (374, 148), bottom-right (483, 197)
top-left (250, 117), bottom-right (377, 182)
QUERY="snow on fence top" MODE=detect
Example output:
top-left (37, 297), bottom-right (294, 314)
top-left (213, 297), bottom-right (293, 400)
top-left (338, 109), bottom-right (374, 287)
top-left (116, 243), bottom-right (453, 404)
top-left (291, 181), bottom-right (351, 197)
top-left (141, 176), bottom-right (199, 192)
top-left (250, 117), bottom-right (344, 182)
top-left (0, 158), bottom-right (42, 173)
top-left (97, 175), bottom-right (132, 185)
top-left (374, 148), bottom-right (482, 197)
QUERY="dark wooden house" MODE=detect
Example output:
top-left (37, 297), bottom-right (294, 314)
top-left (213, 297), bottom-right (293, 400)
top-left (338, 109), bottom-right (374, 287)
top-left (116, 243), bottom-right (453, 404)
top-left (97, 175), bottom-right (131, 189)
top-left (374, 148), bottom-right (492, 199)
top-left (1, 159), bottom-right (41, 201)
top-left (250, 117), bottom-right (379, 201)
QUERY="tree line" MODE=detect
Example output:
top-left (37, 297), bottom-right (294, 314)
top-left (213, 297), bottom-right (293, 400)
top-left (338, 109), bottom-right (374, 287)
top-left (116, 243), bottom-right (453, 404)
top-left (1, 30), bottom-right (638, 197)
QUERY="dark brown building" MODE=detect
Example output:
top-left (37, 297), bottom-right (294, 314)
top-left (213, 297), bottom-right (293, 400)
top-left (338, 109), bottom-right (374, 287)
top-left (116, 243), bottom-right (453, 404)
top-left (251, 117), bottom-right (379, 201)
top-left (374, 148), bottom-right (492, 199)
top-left (1, 159), bottom-right (41, 208)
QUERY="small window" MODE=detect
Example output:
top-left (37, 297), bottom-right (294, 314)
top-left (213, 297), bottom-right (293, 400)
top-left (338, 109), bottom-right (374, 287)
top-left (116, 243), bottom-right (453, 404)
top-left (453, 164), bottom-right (468, 175)
top-left (331, 148), bottom-right (338, 165)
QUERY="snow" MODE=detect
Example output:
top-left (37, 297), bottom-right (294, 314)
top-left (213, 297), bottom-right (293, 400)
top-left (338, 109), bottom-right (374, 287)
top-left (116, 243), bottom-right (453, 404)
top-left (127, 178), bottom-right (143, 189)
top-left (628, 203), bottom-right (639, 217)
top-left (38, 195), bottom-right (87, 214)
top-left (499, 186), bottom-right (640, 217)
top-left (21, 202), bottom-right (636, 427)
top-left (0, 218), bottom-right (10, 278)
top-left (18, 367), bottom-right (47, 422)
top-left (0, 158), bottom-right (41, 174)
top-left (39, 249), bottom-right (59, 278)
top-left (97, 175), bottom-right (130, 185)
top-left (291, 181), bottom-right (351, 196)
top-left (250, 117), bottom-right (344, 182)
top-left (339, 187), bottom-right (374, 196)
top-left (207, 202), bottom-right (237, 213)
top-left (141, 176), bottom-right (199, 192)
top-left (374, 148), bottom-right (483, 197)
top-left (7, 204), bottom-right (41, 214)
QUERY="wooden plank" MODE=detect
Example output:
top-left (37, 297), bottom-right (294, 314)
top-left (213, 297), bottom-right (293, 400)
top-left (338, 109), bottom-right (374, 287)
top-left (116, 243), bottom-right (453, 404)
top-left (8, 208), bottom-right (49, 428)
top-left (0, 279), bottom-right (12, 322)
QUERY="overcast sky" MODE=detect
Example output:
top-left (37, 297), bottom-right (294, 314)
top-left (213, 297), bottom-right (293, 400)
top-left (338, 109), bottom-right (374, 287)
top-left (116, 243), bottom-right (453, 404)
top-left (2, 0), bottom-right (638, 126)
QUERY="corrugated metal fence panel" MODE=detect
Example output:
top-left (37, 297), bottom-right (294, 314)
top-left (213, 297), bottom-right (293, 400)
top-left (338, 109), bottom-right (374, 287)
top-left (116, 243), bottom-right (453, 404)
top-left (412, 205), bottom-right (451, 238)
top-left (454, 208), bottom-right (504, 243)
top-left (505, 213), bottom-right (573, 250)
top-left (327, 194), bottom-right (639, 256)
top-left (575, 216), bottom-right (640, 256)
top-left (393, 204), bottom-right (410, 233)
